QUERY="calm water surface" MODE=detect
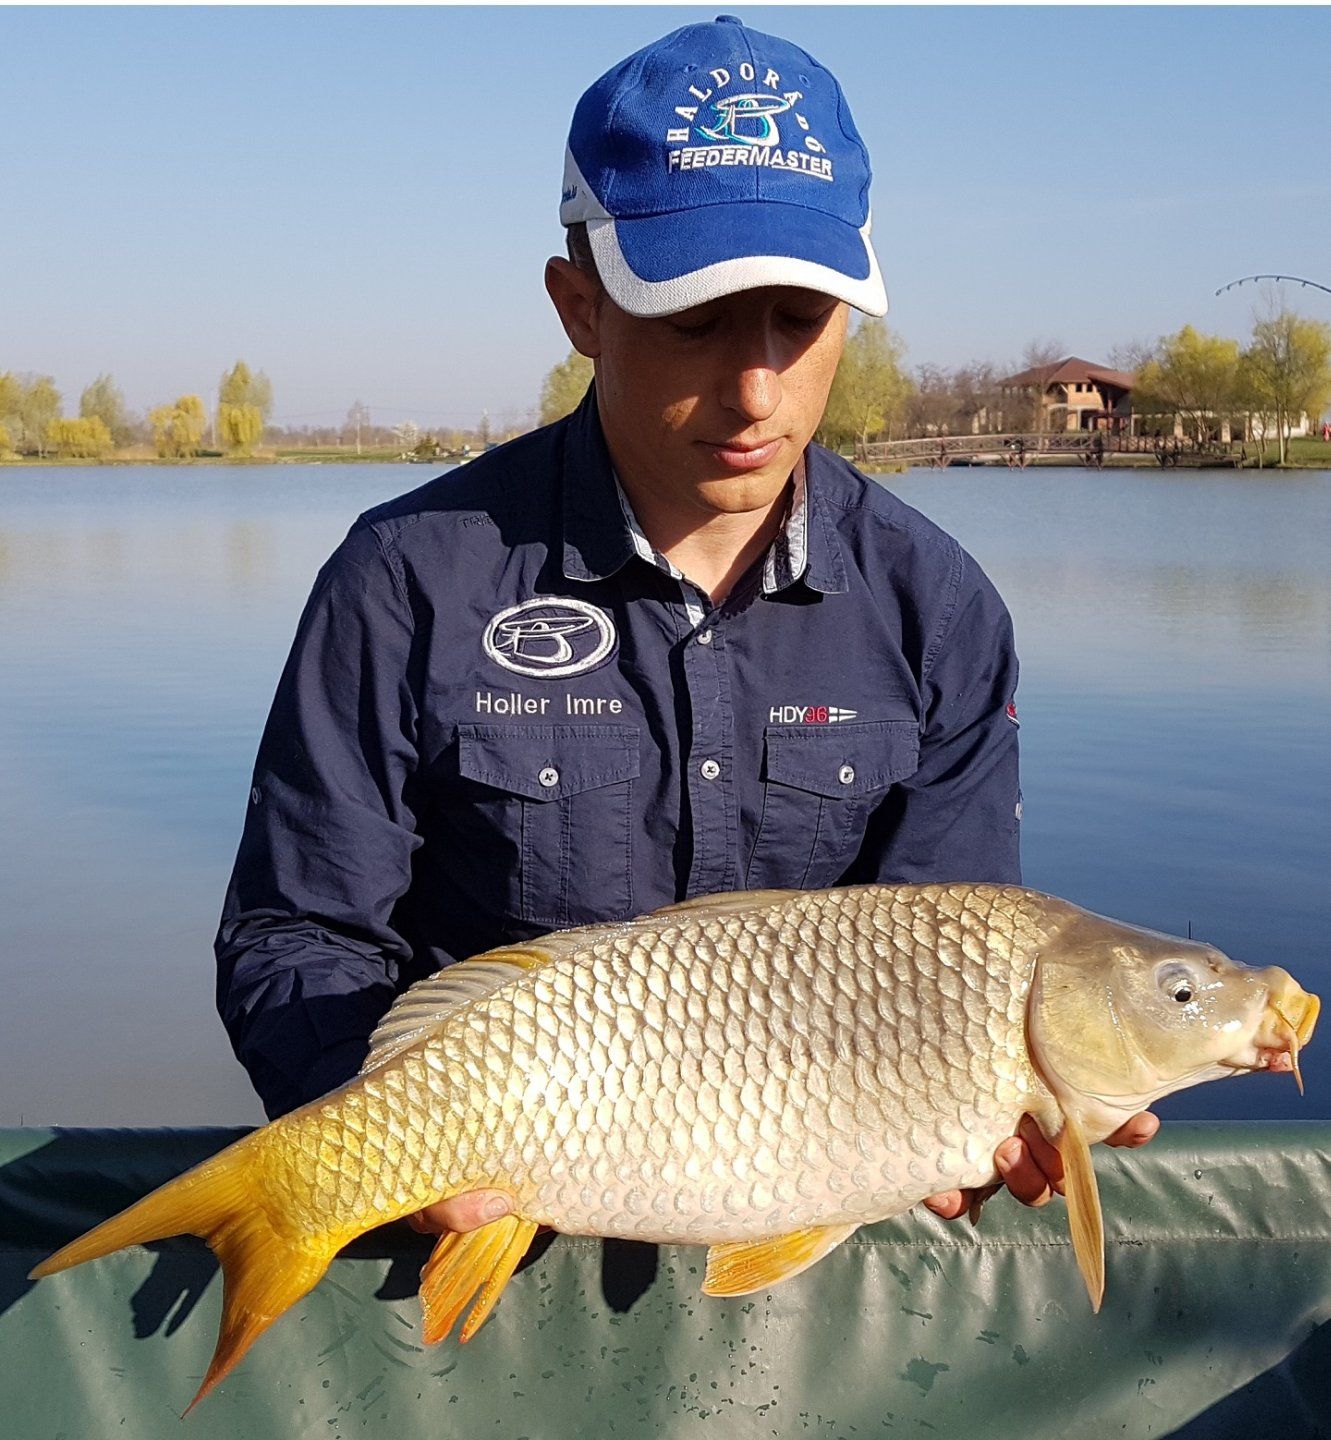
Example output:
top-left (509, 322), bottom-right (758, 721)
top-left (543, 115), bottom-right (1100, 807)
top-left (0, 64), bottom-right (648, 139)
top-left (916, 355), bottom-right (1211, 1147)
top-left (2, 463), bottom-right (1328, 1126)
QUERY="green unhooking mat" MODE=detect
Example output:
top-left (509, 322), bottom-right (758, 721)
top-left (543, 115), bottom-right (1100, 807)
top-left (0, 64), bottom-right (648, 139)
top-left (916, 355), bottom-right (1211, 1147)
top-left (1, 1125), bottom-right (1329, 1439)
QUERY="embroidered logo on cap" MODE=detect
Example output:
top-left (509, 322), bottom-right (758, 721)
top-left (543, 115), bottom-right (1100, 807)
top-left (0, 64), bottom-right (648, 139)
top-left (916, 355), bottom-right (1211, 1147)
top-left (482, 597), bottom-right (617, 679)
top-left (666, 63), bottom-right (833, 181)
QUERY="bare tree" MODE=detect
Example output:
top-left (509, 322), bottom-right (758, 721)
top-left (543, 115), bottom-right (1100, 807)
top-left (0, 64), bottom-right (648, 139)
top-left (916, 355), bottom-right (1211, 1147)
top-left (1106, 339), bottom-right (1157, 375)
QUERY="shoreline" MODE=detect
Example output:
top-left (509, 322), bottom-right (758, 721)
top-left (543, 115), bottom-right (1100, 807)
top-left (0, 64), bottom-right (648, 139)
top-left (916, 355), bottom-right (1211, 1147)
top-left (2, 453), bottom-right (1328, 473)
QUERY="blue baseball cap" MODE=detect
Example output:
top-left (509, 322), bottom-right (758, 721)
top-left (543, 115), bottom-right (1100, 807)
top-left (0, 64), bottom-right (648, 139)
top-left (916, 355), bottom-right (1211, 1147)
top-left (560, 16), bottom-right (888, 318)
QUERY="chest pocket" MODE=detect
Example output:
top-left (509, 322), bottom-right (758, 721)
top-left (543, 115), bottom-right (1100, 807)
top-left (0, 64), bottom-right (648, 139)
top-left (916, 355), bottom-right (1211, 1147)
top-left (746, 720), bottom-right (920, 889)
top-left (454, 723), bottom-right (640, 927)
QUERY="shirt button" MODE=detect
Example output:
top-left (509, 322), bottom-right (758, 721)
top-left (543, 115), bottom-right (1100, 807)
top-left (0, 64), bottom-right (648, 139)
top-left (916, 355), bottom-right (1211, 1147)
top-left (838, 764), bottom-right (855, 785)
top-left (538, 766), bottom-right (560, 788)
top-left (696, 629), bottom-right (713, 646)
top-left (699, 759), bottom-right (721, 781)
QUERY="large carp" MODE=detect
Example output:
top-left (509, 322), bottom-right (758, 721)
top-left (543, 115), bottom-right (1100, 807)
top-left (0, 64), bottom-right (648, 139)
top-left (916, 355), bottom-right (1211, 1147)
top-left (32, 883), bottom-right (1318, 1409)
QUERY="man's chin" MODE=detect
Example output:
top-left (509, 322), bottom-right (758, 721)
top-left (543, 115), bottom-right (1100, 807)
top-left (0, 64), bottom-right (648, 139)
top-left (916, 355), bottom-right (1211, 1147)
top-left (691, 468), bottom-right (794, 515)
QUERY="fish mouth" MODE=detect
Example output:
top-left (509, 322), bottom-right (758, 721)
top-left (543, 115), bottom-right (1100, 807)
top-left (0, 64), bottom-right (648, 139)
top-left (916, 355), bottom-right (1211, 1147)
top-left (1221, 970), bottom-right (1320, 1094)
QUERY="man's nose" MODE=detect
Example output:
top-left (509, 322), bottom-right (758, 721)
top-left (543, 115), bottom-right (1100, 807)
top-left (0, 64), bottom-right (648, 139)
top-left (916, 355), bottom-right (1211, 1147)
top-left (723, 361), bottom-right (781, 423)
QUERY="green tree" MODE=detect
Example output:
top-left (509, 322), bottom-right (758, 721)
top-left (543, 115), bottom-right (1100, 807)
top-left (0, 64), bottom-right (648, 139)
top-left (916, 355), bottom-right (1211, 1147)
top-left (0, 421), bottom-right (14, 456)
top-left (219, 402), bottom-right (263, 456)
top-left (540, 350), bottom-right (594, 425)
top-left (819, 318), bottom-right (913, 453)
top-left (218, 360), bottom-right (272, 455)
top-left (0, 372), bottom-right (21, 432)
top-left (1240, 309), bottom-right (1331, 466)
top-left (14, 375), bottom-right (62, 456)
top-left (1132, 326), bottom-right (1241, 444)
top-left (79, 373), bottom-right (133, 448)
top-left (47, 415), bottom-right (114, 460)
top-left (149, 394), bottom-right (207, 459)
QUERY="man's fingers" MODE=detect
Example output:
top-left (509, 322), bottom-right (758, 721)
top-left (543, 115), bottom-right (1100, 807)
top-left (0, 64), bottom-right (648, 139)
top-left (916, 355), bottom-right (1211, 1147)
top-left (922, 1189), bottom-right (969, 1221)
top-left (408, 1189), bottom-right (514, 1236)
top-left (993, 1123), bottom-right (1058, 1207)
top-left (1104, 1111), bottom-right (1160, 1148)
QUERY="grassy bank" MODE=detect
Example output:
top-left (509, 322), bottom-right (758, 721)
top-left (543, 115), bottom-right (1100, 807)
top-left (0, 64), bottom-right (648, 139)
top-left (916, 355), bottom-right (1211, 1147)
top-left (0, 447), bottom-right (453, 466)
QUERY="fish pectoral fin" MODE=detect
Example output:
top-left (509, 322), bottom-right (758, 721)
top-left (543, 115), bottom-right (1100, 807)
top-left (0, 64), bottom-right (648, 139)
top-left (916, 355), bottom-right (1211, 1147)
top-left (419, 1216), bottom-right (538, 1345)
top-left (701, 1224), bottom-right (859, 1298)
top-left (1057, 1110), bottom-right (1106, 1313)
top-left (966, 1183), bottom-right (1004, 1227)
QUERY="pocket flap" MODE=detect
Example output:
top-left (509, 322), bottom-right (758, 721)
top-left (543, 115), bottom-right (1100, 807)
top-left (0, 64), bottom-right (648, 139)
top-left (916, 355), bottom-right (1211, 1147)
top-left (458, 723), bottom-right (640, 801)
top-left (763, 719), bottom-right (919, 799)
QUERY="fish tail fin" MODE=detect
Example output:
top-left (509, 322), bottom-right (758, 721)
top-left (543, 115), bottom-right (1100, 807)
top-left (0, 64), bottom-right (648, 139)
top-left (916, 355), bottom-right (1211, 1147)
top-left (29, 1139), bottom-right (338, 1413)
top-left (419, 1216), bottom-right (538, 1344)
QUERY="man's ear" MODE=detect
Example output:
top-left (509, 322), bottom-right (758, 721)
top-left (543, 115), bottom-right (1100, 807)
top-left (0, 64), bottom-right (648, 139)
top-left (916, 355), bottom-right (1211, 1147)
top-left (545, 257), bottom-right (604, 359)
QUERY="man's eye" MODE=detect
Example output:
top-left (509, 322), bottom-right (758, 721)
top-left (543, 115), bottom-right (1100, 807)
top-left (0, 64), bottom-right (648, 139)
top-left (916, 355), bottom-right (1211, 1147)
top-left (668, 317), bottom-right (718, 339)
top-left (781, 310), bottom-right (832, 333)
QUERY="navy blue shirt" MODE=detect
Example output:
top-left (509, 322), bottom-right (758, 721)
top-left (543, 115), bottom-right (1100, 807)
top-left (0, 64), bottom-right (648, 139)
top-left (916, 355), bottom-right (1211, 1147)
top-left (217, 392), bottom-right (1021, 1118)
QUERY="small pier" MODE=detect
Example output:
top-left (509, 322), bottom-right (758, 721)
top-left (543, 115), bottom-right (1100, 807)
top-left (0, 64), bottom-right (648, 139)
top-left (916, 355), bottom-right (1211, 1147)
top-left (861, 432), bottom-right (1247, 470)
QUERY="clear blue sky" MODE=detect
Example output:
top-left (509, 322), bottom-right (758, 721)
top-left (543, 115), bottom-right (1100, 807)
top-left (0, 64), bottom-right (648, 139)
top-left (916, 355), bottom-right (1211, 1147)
top-left (4, 6), bottom-right (1329, 432)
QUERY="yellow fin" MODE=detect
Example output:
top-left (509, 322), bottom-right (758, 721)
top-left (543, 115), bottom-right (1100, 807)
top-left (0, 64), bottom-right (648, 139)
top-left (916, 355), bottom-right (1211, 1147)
top-left (1057, 1110), bottom-right (1106, 1312)
top-left (702, 1224), bottom-right (859, 1297)
top-left (419, 1216), bottom-right (538, 1344)
top-left (29, 1136), bottom-right (338, 1414)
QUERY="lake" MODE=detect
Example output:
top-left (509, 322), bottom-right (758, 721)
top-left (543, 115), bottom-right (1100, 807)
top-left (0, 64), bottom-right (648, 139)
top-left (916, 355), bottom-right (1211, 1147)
top-left (1, 462), bottom-right (1328, 1127)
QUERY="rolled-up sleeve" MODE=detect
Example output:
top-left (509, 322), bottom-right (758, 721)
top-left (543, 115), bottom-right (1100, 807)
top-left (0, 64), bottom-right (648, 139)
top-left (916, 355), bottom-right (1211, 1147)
top-left (849, 545), bottom-right (1021, 886)
top-left (215, 522), bottom-right (423, 1118)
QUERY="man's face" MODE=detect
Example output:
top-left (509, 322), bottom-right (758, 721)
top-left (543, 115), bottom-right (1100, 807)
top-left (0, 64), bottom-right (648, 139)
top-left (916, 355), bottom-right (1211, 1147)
top-left (587, 285), bottom-right (849, 518)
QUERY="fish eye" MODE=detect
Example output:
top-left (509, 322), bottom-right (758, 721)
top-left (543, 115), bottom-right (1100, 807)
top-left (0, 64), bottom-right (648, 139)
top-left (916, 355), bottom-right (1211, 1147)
top-left (1156, 961), bottom-right (1199, 1005)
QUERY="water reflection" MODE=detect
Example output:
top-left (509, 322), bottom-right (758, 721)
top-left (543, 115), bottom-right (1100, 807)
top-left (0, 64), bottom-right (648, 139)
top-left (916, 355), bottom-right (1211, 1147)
top-left (0, 464), bottom-right (1328, 1126)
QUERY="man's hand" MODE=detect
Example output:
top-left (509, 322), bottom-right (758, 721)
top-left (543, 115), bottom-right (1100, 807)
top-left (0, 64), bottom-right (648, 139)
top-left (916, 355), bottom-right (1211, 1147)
top-left (922, 1111), bottom-right (1160, 1221)
top-left (406, 1190), bottom-right (514, 1237)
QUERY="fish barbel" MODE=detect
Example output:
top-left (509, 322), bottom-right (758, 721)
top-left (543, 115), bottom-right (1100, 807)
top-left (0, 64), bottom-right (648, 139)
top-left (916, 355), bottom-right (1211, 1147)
top-left (31, 883), bottom-right (1318, 1409)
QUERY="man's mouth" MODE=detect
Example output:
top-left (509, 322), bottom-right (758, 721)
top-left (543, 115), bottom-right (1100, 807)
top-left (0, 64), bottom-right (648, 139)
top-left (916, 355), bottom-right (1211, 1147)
top-left (703, 437), bottom-right (784, 471)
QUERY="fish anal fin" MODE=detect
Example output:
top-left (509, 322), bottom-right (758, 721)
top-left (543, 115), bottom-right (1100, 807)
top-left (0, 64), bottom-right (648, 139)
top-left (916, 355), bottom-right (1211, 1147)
top-left (702, 1224), bottom-right (859, 1298)
top-left (1057, 1109), bottom-right (1106, 1312)
top-left (419, 1216), bottom-right (538, 1345)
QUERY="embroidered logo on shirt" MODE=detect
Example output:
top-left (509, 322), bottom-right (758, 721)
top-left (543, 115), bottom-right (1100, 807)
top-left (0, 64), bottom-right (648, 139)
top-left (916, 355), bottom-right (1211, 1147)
top-left (1005, 700), bottom-right (1020, 727)
top-left (482, 597), bottom-right (617, 679)
top-left (768, 705), bottom-right (859, 724)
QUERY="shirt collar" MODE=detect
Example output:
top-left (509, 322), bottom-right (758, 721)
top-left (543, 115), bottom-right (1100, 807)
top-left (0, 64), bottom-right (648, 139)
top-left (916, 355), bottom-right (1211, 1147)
top-left (560, 390), bottom-right (845, 596)
top-left (560, 389), bottom-right (637, 584)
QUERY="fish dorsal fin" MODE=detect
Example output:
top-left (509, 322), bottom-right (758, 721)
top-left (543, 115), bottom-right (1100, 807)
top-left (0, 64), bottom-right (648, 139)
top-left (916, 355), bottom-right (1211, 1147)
top-left (701, 1224), bottom-right (859, 1297)
top-left (651, 889), bottom-right (797, 923)
top-left (1057, 1109), bottom-right (1106, 1312)
top-left (419, 1216), bottom-right (539, 1344)
top-left (361, 949), bottom-right (551, 1074)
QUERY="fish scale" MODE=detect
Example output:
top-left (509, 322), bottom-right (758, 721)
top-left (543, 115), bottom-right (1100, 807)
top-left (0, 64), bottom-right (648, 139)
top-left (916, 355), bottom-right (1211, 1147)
top-left (253, 883), bottom-right (1052, 1245)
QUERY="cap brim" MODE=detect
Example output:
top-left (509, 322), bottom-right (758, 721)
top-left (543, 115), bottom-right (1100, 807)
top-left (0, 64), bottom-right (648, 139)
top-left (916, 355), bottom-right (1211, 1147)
top-left (586, 203), bottom-right (888, 318)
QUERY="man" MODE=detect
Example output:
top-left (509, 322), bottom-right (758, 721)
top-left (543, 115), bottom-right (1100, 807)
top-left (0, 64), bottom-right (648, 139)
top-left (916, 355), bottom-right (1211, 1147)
top-left (217, 15), bottom-right (1154, 1242)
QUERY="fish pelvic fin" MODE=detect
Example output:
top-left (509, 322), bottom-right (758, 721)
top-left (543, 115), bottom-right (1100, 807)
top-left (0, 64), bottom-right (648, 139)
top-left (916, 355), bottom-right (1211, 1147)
top-left (29, 1138), bottom-right (339, 1414)
top-left (701, 1224), bottom-right (860, 1297)
top-left (419, 1216), bottom-right (539, 1345)
top-left (1057, 1109), bottom-right (1106, 1313)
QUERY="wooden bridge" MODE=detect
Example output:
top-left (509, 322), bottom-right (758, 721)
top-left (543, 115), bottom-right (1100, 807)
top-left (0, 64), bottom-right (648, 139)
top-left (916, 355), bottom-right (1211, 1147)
top-left (859, 432), bottom-right (1247, 470)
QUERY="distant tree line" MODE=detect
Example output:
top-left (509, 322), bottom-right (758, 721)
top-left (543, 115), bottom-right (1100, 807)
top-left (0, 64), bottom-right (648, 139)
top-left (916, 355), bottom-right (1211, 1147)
top-left (1130, 310), bottom-right (1331, 465)
top-left (0, 361), bottom-right (525, 465)
top-left (0, 360), bottom-right (274, 461)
